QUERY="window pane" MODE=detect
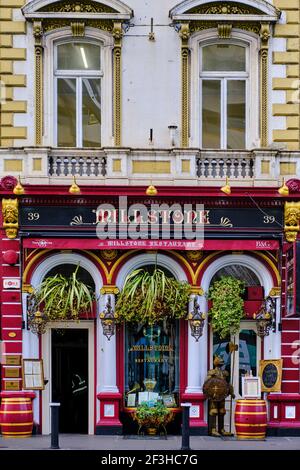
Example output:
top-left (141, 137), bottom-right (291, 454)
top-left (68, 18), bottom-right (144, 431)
top-left (202, 45), bottom-right (246, 72)
top-left (82, 79), bottom-right (101, 147)
top-left (239, 329), bottom-right (257, 395)
top-left (57, 43), bottom-right (100, 70)
top-left (227, 80), bottom-right (245, 149)
top-left (125, 322), bottom-right (179, 407)
top-left (202, 80), bottom-right (221, 148)
top-left (57, 78), bottom-right (76, 147)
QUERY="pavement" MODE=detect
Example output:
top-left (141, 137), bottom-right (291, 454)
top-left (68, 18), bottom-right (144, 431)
top-left (0, 434), bottom-right (300, 451)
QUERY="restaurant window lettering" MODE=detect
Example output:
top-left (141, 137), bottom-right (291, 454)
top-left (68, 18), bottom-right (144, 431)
top-left (124, 322), bottom-right (179, 408)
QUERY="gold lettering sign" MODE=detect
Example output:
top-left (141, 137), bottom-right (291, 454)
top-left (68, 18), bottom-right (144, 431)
top-left (135, 357), bottom-right (169, 363)
top-left (4, 368), bottom-right (20, 378)
top-left (4, 380), bottom-right (20, 391)
top-left (129, 345), bottom-right (173, 352)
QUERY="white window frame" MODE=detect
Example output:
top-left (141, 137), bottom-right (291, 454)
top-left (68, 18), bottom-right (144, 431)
top-left (54, 39), bottom-right (103, 148)
top-left (43, 28), bottom-right (114, 148)
top-left (190, 30), bottom-right (260, 149)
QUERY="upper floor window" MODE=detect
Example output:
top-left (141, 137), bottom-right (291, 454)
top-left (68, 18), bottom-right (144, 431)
top-left (54, 41), bottom-right (102, 147)
top-left (200, 43), bottom-right (248, 149)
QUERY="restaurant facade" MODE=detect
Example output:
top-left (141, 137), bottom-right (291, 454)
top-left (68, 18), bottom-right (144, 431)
top-left (0, 0), bottom-right (300, 437)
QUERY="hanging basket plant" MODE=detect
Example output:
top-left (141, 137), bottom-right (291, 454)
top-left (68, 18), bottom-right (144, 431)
top-left (115, 268), bottom-right (190, 325)
top-left (32, 265), bottom-right (94, 323)
top-left (207, 276), bottom-right (245, 339)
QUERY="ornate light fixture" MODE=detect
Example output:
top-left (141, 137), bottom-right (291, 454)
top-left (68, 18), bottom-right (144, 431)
top-left (253, 296), bottom-right (276, 338)
top-left (99, 295), bottom-right (117, 340)
top-left (27, 294), bottom-right (48, 336)
top-left (188, 297), bottom-right (206, 342)
top-left (220, 177), bottom-right (231, 195)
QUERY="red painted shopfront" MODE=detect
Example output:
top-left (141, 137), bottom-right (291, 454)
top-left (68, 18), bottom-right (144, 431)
top-left (1, 180), bottom-right (300, 435)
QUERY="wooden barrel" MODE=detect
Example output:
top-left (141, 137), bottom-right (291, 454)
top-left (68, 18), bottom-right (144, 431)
top-left (234, 399), bottom-right (267, 440)
top-left (0, 393), bottom-right (35, 437)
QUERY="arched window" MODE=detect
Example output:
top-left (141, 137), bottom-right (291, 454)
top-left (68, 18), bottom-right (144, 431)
top-left (200, 41), bottom-right (249, 149)
top-left (54, 40), bottom-right (102, 147)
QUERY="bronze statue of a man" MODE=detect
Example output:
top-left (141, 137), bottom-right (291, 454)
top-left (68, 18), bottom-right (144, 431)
top-left (203, 355), bottom-right (235, 437)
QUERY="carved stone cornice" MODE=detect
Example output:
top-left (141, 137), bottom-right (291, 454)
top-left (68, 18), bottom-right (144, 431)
top-left (284, 201), bottom-right (300, 243)
top-left (2, 199), bottom-right (19, 239)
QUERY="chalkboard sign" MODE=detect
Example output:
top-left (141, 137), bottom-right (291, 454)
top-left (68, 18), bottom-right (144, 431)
top-left (259, 359), bottom-right (282, 392)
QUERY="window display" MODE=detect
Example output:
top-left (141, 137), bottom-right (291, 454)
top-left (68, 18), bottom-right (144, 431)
top-left (125, 322), bottom-right (179, 408)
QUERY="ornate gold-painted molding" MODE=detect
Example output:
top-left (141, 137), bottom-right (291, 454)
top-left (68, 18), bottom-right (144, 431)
top-left (71, 22), bottom-right (85, 36)
top-left (39, 1), bottom-right (116, 14)
top-left (113, 22), bottom-right (123, 147)
top-left (33, 21), bottom-right (43, 146)
top-left (2, 199), bottom-right (19, 239)
top-left (22, 283), bottom-right (34, 294)
top-left (284, 201), bottom-right (300, 242)
top-left (180, 23), bottom-right (190, 148)
top-left (100, 285), bottom-right (120, 295)
top-left (190, 286), bottom-right (205, 296)
top-left (260, 23), bottom-right (270, 147)
top-left (187, 3), bottom-right (261, 15)
top-left (269, 287), bottom-right (281, 297)
top-left (218, 23), bottom-right (232, 38)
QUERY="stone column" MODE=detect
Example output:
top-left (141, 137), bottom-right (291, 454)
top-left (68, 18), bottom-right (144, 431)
top-left (97, 287), bottom-right (119, 393)
top-left (185, 288), bottom-right (207, 393)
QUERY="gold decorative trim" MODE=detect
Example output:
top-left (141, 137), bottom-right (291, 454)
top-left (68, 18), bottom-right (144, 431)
top-left (187, 3), bottom-right (260, 15)
top-left (268, 287), bottom-right (281, 297)
top-left (39, 1), bottom-right (116, 13)
top-left (260, 23), bottom-right (270, 147)
top-left (100, 249), bottom-right (118, 261)
top-left (42, 18), bottom-right (114, 34)
top-left (113, 22), bottom-right (123, 147)
top-left (284, 201), bottom-right (300, 242)
top-left (189, 21), bottom-right (260, 35)
top-left (218, 23), bottom-right (232, 39)
top-left (2, 199), bottom-right (19, 239)
top-left (71, 22), bottom-right (85, 36)
top-left (190, 286), bottom-right (205, 296)
top-left (22, 283), bottom-right (34, 294)
top-left (180, 23), bottom-right (190, 148)
top-left (33, 21), bottom-right (43, 146)
top-left (100, 285), bottom-right (120, 295)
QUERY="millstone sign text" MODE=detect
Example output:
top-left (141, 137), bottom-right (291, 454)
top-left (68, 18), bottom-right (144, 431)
top-left (95, 198), bottom-right (205, 241)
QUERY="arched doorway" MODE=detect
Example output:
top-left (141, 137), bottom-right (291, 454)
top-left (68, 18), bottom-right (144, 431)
top-left (201, 254), bottom-right (274, 433)
top-left (29, 253), bottom-right (99, 435)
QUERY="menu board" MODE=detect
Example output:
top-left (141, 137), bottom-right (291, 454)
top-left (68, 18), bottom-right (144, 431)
top-left (22, 359), bottom-right (45, 390)
top-left (259, 359), bottom-right (282, 392)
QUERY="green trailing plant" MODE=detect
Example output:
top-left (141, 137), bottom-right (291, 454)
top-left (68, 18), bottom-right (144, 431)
top-left (207, 276), bottom-right (245, 339)
top-left (115, 268), bottom-right (190, 325)
top-left (33, 265), bottom-right (94, 322)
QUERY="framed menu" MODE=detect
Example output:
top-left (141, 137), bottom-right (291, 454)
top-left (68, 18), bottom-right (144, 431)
top-left (259, 359), bottom-right (282, 392)
top-left (22, 359), bottom-right (45, 390)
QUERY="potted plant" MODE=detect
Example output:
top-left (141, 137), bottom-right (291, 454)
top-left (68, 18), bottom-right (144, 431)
top-left (115, 268), bottom-right (190, 325)
top-left (28, 265), bottom-right (95, 333)
top-left (133, 402), bottom-right (174, 435)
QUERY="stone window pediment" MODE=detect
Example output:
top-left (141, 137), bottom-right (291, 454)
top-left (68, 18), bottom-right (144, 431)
top-left (22, 0), bottom-right (133, 19)
top-left (169, 0), bottom-right (280, 22)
